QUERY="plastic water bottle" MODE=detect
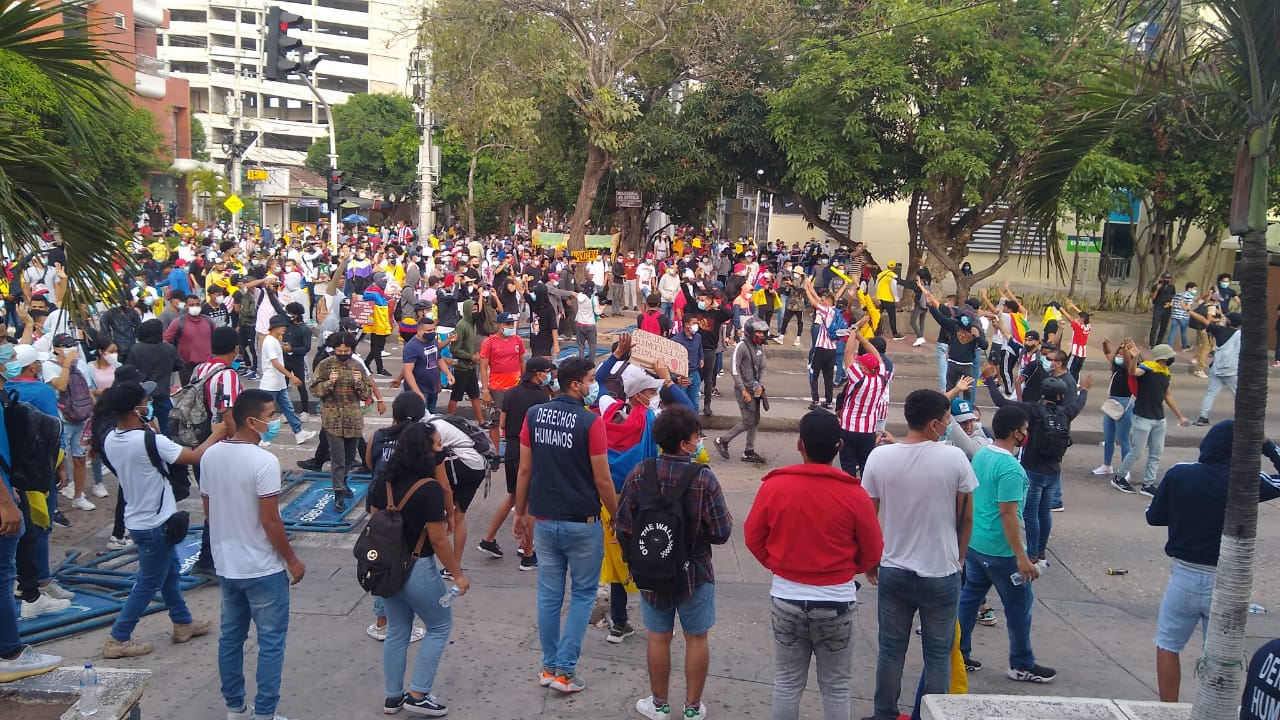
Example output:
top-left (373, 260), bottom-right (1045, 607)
top-left (438, 584), bottom-right (462, 608)
top-left (1249, 603), bottom-right (1267, 614)
top-left (1010, 571), bottom-right (1025, 586)
top-left (78, 663), bottom-right (99, 717)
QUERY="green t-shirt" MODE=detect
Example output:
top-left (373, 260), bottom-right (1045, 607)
top-left (968, 445), bottom-right (1028, 557)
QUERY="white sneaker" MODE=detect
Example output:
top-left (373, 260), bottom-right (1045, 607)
top-left (1091, 464), bottom-right (1113, 476)
top-left (259, 441), bottom-right (272, 447)
top-left (380, 350), bottom-right (391, 357)
top-left (106, 536), bottom-right (132, 550)
top-left (91, 483), bottom-right (109, 498)
top-left (298, 412), bottom-right (309, 422)
top-left (636, 696), bottom-right (672, 720)
top-left (20, 594), bottom-right (71, 618)
top-left (72, 495), bottom-right (96, 511)
top-left (39, 580), bottom-right (74, 601)
top-left (792, 338), bottom-right (801, 347)
top-left (912, 337), bottom-right (926, 347)
top-left (366, 623), bottom-right (387, 641)
top-left (60, 483), bottom-right (74, 500)
top-left (294, 430), bottom-right (317, 444)
top-left (0, 645), bottom-right (62, 683)
top-left (684, 702), bottom-right (708, 719)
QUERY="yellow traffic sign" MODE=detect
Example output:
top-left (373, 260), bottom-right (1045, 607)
top-left (223, 195), bottom-right (244, 214)
top-left (246, 169), bottom-right (269, 181)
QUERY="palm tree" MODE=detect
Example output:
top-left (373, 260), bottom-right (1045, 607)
top-left (1021, 2), bottom-right (1277, 716)
top-left (0, 0), bottom-right (139, 299)
top-left (186, 168), bottom-right (230, 225)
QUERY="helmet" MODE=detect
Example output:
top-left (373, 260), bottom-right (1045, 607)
top-left (1040, 376), bottom-right (1069, 402)
top-left (747, 319), bottom-right (769, 335)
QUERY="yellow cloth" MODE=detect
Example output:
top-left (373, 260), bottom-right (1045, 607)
top-left (148, 241), bottom-right (169, 262)
top-left (874, 270), bottom-right (898, 302)
top-left (858, 290), bottom-right (880, 339)
top-left (599, 504), bottom-right (637, 592)
top-left (830, 267), bottom-right (852, 284)
top-left (950, 619), bottom-right (968, 693)
top-left (1042, 306), bottom-right (1063, 327)
top-left (364, 304), bottom-right (392, 336)
top-left (23, 491), bottom-right (50, 530)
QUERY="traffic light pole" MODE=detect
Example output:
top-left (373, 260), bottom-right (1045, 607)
top-left (301, 74), bottom-right (339, 249)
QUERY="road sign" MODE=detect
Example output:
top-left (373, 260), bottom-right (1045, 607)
top-left (246, 169), bottom-right (268, 181)
top-left (616, 190), bottom-right (642, 208)
top-left (223, 195), bottom-right (244, 214)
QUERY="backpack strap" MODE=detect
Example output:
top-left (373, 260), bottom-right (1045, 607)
top-left (144, 429), bottom-right (170, 480)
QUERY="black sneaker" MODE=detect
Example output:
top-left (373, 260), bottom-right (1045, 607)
top-left (702, 407), bottom-right (712, 417)
top-left (352, 465), bottom-right (373, 476)
top-left (1140, 483), bottom-right (1158, 498)
top-left (402, 692), bottom-right (448, 716)
top-left (190, 562), bottom-right (218, 580)
top-left (296, 458), bottom-right (324, 472)
top-left (711, 388), bottom-right (722, 398)
top-left (1111, 475), bottom-right (1136, 494)
top-left (519, 553), bottom-right (538, 571)
top-left (741, 450), bottom-right (767, 464)
top-left (964, 656), bottom-right (983, 672)
top-left (606, 622), bottom-right (635, 644)
top-left (488, 456), bottom-right (503, 472)
top-left (808, 402), bottom-right (822, 410)
top-left (1194, 417), bottom-right (1210, 426)
top-left (376, 369), bottom-right (392, 377)
top-left (477, 539), bottom-right (503, 559)
top-left (52, 511), bottom-right (71, 528)
top-left (385, 693), bottom-right (407, 714)
top-left (1007, 664), bottom-right (1057, 683)
top-left (335, 497), bottom-right (347, 513)
top-left (714, 437), bottom-right (730, 460)
top-left (820, 401), bottom-right (833, 410)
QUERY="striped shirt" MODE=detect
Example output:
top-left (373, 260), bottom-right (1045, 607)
top-left (812, 305), bottom-right (838, 350)
top-left (190, 359), bottom-right (241, 421)
top-left (1171, 290), bottom-right (1197, 320)
top-left (839, 363), bottom-right (888, 433)
top-left (1069, 320), bottom-right (1091, 358)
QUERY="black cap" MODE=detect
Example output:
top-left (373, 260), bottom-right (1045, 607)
top-left (285, 302), bottom-right (305, 317)
top-left (107, 380), bottom-right (157, 413)
top-left (268, 314), bottom-right (290, 330)
top-left (51, 333), bottom-right (76, 348)
top-left (525, 357), bottom-right (555, 374)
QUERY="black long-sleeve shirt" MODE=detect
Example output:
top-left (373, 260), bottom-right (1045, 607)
top-left (986, 380), bottom-right (1087, 475)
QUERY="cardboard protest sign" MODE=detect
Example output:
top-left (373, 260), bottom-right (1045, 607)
top-left (349, 298), bottom-right (374, 326)
top-left (629, 329), bottom-right (689, 377)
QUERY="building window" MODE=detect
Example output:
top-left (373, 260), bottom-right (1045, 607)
top-left (114, 13), bottom-right (127, 30)
top-left (169, 10), bottom-right (206, 22)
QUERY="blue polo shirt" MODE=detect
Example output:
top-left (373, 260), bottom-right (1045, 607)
top-left (9, 378), bottom-right (59, 418)
top-left (671, 329), bottom-right (704, 375)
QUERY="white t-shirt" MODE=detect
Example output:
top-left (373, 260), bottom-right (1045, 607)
top-left (199, 440), bottom-right (286, 579)
top-left (259, 334), bottom-right (286, 391)
top-left (575, 293), bottom-right (601, 325)
top-left (103, 429), bottom-right (183, 531)
top-left (424, 414), bottom-right (486, 471)
top-left (861, 441), bottom-right (978, 578)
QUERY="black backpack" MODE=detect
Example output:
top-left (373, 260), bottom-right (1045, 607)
top-left (354, 478), bottom-right (432, 597)
top-left (1032, 403), bottom-right (1073, 460)
top-left (434, 415), bottom-right (497, 459)
top-left (623, 458), bottom-right (703, 594)
top-left (0, 390), bottom-right (62, 492)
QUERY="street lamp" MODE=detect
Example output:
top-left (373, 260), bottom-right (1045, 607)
top-left (754, 169), bottom-right (764, 249)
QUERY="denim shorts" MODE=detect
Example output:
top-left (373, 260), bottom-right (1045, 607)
top-left (1155, 560), bottom-right (1214, 653)
top-left (62, 420), bottom-right (88, 458)
top-left (640, 582), bottom-right (716, 636)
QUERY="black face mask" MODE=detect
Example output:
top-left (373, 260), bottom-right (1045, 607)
top-left (335, 353), bottom-right (352, 362)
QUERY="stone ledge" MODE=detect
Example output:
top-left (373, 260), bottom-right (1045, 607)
top-left (0, 666), bottom-right (151, 720)
top-left (921, 695), bottom-right (1192, 720)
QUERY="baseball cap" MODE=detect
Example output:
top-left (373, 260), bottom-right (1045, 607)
top-left (51, 333), bottom-right (77, 348)
top-left (496, 312), bottom-right (517, 324)
top-left (951, 398), bottom-right (977, 423)
top-left (1151, 344), bottom-right (1176, 361)
top-left (11, 344), bottom-right (48, 369)
top-left (107, 380), bottom-right (157, 412)
top-left (28, 283), bottom-right (49, 297)
top-left (622, 366), bottom-right (664, 398)
top-left (268, 314), bottom-right (290, 329)
top-left (525, 357), bottom-right (555, 375)
top-left (1226, 312), bottom-right (1243, 327)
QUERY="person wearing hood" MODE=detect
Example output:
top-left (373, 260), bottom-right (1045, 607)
top-left (281, 302), bottom-right (313, 414)
top-left (446, 298), bottom-right (483, 422)
top-left (362, 279), bottom-right (393, 376)
top-left (744, 409), bottom-right (882, 720)
top-left (526, 282), bottom-right (559, 359)
top-left (127, 318), bottom-right (181, 435)
top-left (1146, 420), bottom-right (1280, 702)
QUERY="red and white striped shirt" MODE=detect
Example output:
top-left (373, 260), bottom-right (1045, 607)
top-left (813, 304), bottom-right (838, 350)
top-left (190, 359), bottom-right (242, 421)
top-left (875, 365), bottom-right (895, 423)
top-left (839, 363), bottom-right (888, 433)
top-left (1069, 320), bottom-right (1090, 358)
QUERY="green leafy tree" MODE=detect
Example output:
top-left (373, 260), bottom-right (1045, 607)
top-left (186, 168), bottom-right (230, 224)
top-left (191, 116), bottom-right (210, 161)
top-left (304, 93), bottom-right (418, 199)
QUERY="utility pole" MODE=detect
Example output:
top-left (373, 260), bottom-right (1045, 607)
top-left (300, 74), bottom-right (338, 248)
top-left (408, 45), bottom-right (435, 241)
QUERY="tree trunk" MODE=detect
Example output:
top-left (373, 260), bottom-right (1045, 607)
top-left (466, 149), bottom-right (479, 239)
top-left (568, 143), bottom-right (611, 276)
top-left (1192, 131), bottom-right (1271, 720)
top-left (497, 201), bottom-right (513, 235)
top-left (1068, 213), bottom-right (1081, 296)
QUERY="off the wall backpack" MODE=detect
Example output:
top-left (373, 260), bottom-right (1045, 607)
top-left (434, 415), bottom-right (497, 460)
top-left (354, 478), bottom-right (432, 597)
top-left (624, 458), bottom-right (704, 594)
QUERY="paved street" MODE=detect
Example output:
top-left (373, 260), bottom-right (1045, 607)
top-left (29, 310), bottom-right (1280, 719)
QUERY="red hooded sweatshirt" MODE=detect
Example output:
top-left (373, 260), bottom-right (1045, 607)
top-left (744, 463), bottom-right (883, 586)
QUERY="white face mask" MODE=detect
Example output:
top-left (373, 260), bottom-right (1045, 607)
top-left (104, 352), bottom-right (118, 364)
top-left (187, 305), bottom-right (202, 316)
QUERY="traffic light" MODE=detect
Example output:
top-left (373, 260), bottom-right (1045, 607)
top-left (327, 169), bottom-right (345, 210)
top-left (264, 6), bottom-right (305, 81)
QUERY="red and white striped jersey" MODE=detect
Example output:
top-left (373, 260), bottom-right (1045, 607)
top-left (839, 363), bottom-right (888, 433)
top-left (813, 304), bottom-right (838, 350)
top-left (875, 365), bottom-right (895, 423)
top-left (1069, 320), bottom-right (1090, 358)
top-left (190, 359), bottom-right (241, 421)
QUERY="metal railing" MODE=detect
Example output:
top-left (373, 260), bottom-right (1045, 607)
top-left (135, 54), bottom-right (168, 76)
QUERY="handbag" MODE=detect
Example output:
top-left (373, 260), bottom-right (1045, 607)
top-left (162, 510), bottom-right (190, 545)
top-left (1100, 397), bottom-right (1129, 421)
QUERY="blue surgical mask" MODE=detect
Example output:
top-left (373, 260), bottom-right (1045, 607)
top-left (3, 360), bottom-right (24, 380)
top-left (940, 424), bottom-right (952, 443)
top-left (1040, 356), bottom-right (1051, 371)
top-left (258, 417), bottom-right (281, 443)
top-left (502, 327), bottom-right (516, 338)
top-left (694, 438), bottom-right (705, 457)
top-left (551, 378), bottom-right (560, 392)
top-left (540, 372), bottom-right (552, 387)
top-left (139, 401), bottom-right (155, 422)
top-left (1114, 356), bottom-right (1125, 366)
top-left (584, 381), bottom-right (600, 406)
top-left (529, 292), bottom-right (537, 302)
top-left (232, 358), bottom-right (242, 370)
top-left (0, 344), bottom-right (13, 364)
top-left (697, 301), bottom-right (708, 311)
top-left (1220, 282), bottom-right (1229, 288)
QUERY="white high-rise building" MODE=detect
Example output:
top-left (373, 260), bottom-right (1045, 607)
top-left (159, 0), bottom-right (417, 168)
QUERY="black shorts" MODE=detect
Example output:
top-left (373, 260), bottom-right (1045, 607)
top-left (450, 367), bottom-right (481, 402)
top-left (444, 457), bottom-right (486, 513)
top-left (486, 388), bottom-right (507, 425)
top-left (504, 456), bottom-right (519, 495)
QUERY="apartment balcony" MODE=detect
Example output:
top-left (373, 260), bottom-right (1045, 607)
top-left (133, 0), bottom-right (164, 28)
top-left (135, 54), bottom-right (167, 99)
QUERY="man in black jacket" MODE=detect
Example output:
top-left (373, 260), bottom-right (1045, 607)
top-left (1145, 420), bottom-right (1280, 702)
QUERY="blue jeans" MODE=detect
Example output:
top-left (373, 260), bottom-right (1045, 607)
top-left (660, 301), bottom-right (673, 320)
top-left (1102, 396), bottom-right (1134, 466)
top-left (683, 372), bottom-right (702, 409)
top-left (111, 525), bottom-right (193, 642)
top-left (535, 520), bottom-right (604, 674)
top-left (935, 343), bottom-right (949, 392)
top-left (1155, 560), bottom-right (1214, 653)
top-left (1167, 317), bottom-right (1190, 348)
top-left (1117, 415), bottom-right (1167, 487)
top-left (873, 567), bottom-right (960, 720)
top-left (0, 512), bottom-right (23, 658)
top-left (219, 570), bottom-right (290, 719)
top-left (154, 397), bottom-right (173, 440)
top-left (1023, 471), bottom-right (1060, 558)
top-left (958, 550), bottom-right (1035, 670)
top-left (270, 388), bottom-right (302, 435)
top-left (382, 556), bottom-right (452, 699)
top-left (834, 342), bottom-right (848, 385)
